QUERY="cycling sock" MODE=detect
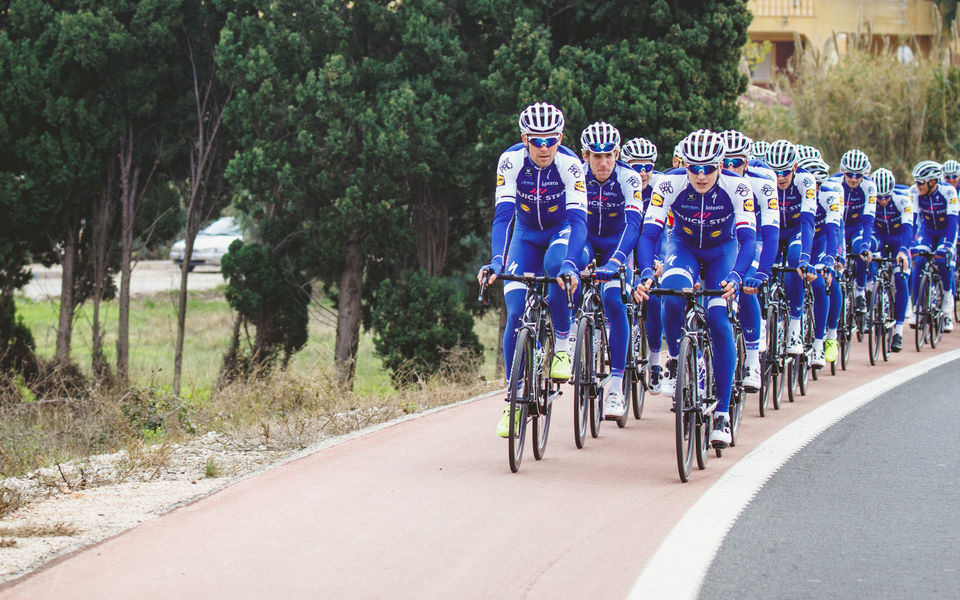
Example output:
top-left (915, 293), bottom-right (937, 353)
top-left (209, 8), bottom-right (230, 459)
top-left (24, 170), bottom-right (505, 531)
top-left (745, 348), bottom-right (759, 365)
top-left (609, 374), bottom-right (623, 394)
top-left (855, 286), bottom-right (865, 297)
top-left (716, 411), bottom-right (729, 421)
top-left (814, 338), bottom-right (824, 352)
top-left (555, 336), bottom-right (569, 354)
top-left (826, 327), bottom-right (837, 340)
top-left (649, 350), bottom-right (661, 368)
top-left (894, 322), bottom-right (904, 336)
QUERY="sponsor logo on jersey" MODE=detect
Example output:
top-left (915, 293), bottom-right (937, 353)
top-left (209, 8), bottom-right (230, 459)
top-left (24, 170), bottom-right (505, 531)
top-left (951, 197), bottom-right (958, 204)
top-left (574, 180), bottom-right (586, 192)
top-left (868, 195), bottom-right (876, 204)
top-left (520, 204), bottom-right (530, 212)
top-left (806, 188), bottom-right (815, 199)
top-left (744, 198), bottom-right (754, 211)
top-left (651, 193), bottom-right (664, 207)
top-left (499, 157), bottom-right (513, 173)
top-left (767, 198), bottom-right (778, 210)
top-left (851, 212), bottom-right (859, 219)
top-left (634, 190), bottom-right (642, 201)
top-left (682, 226), bottom-right (693, 235)
top-left (711, 230), bottom-right (722, 238)
top-left (761, 183), bottom-right (775, 197)
top-left (904, 205), bottom-right (912, 213)
top-left (548, 205), bottom-right (559, 213)
top-left (830, 204), bottom-right (839, 211)
top-left (524, 167), bottom-right (533, 177)
top-left (659, 181), bottom-right (674, 195)
top-left (496, 174), bottom-right (505, 187)
top-left (608, 212), bottom-right (618, 217)
top-left (627, 176), bottom-right (641, 188)
top-left (569, 164), bottom-right (583, 179)
top-left (736, 183), bottom-right (750, 197)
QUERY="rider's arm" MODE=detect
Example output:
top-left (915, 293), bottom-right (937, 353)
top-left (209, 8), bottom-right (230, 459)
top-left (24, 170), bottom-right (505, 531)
top-left (609, 169), bottom-right (644, 264)
top-left (895, 194), bottom-right (915, 256)
top-left (637, 181), bottom-right (675, 281)
top-left (858, 179), bottom-right (878, 253)
top-left (490, 149), bottom-right (523, 268)
top-left (941, 185), bottom-right (959, 252)
top-left (752, 173), bottom-right (780, 277)
top-left (797, 173), bottom-right (818, 264)
top-left (822, 185), bottom-right (844, 267)
top-left (729, 177), bottom-right (758, 283)
top-left (557, 153), bottom-right (588, 268)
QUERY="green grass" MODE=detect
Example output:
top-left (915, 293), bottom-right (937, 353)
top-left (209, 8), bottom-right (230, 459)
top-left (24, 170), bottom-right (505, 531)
top-left (15, 288), bottom-right (502, 397)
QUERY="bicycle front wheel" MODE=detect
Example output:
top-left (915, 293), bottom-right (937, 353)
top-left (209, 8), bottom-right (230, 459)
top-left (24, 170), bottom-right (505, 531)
top-left (675, 336), bottom-right (698, 483)
top-left (916, 275), bottom-right (930, 352)
top-left (868, 288), bottom-right (882, 366)
top-left (730, 328), bottom-right (745, 446)
top-left (531, 310), bottom-right (555, 461)
top-left (758, 304), bottom-right (776, 417)
top-left (931, 278), bottom-right (944, 347)
top-left (507, 328), bottom-right (533, 473)
top-left (631, 315), bottom-right (648, 420)
top-left (572, 318), bottom-right (591, 449)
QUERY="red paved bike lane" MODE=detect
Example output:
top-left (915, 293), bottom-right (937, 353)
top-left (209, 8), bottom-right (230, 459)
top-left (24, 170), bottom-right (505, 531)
top-left (2, 332), bottom-right (957, 600)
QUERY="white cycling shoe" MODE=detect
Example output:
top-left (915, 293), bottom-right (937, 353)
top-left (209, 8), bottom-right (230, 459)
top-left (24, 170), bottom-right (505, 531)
top-left (604, 389), bottom-right (626, 420)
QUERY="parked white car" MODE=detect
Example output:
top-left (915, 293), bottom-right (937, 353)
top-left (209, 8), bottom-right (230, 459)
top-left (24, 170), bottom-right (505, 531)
top-left (169, 216), bottom-right (243, 271)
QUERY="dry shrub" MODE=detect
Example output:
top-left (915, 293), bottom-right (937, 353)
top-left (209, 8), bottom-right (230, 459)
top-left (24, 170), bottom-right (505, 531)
top-left (27, 359), bottom-right (89, 402)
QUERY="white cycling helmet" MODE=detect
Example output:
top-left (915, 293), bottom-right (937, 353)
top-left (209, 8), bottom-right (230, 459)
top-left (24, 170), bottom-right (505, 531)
top-left (797, 157), bottom-right (829, 183)
top-left (912, 160), bottom-right (942, 182)
top-left (680, 129), bottom-right (726, 166)
top-left (765, 139), bottom-right (797, 170)
top-left (580, 121), bottom-right (621, 153)
top-left (839, 149), bottom-right (870, 174)
top-left (720, 129), bottom-right (752, 158)
top-left (750, 140), bottom-right (770, 160)
top-left (871, 168), bottom-right (895, 196)
top-left (942, 159), bottom-right (960, 177)
top-left (795, 145), bottom-right (822, 161)
top-left (518, 102), bottom-right (565, 135)
top-left (673, 141), bottom-right (685, 159)
top-left (621, 137), bottom-right (658, 162)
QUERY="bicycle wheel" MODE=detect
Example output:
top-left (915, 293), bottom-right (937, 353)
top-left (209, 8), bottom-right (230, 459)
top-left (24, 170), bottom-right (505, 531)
top-left (675, 336), bottom-right (697, 483)
top-left (698, 344), bottom-right (714, 466)
top-left (588, 321), bottom-right (606, 438)
top-left (840, 291), bottom-right (852, 370)
top-left (631, 314), bottom-right (648, 420)
top-left (730, 328), bottom-right (745, 446)
top-left (915, 274), bottom-right (930, 352)
top-left (507, 328), bottom-right (532, 473)
top-left (758, 304), bottom-right (776, 417)
top-left (931, 278), bottom-right (944, 347)
top-left (572, 318), bottom-right (591, 449)
top-left (774, 309), bottom-right (788, 408)
top-left (880, 285), bottom-right (894, 362)
top-left (797, 304), bottom-right (813, 396)
top-left (868, 288), bottom-right (882, 365)
top-left (531, 311), bottom-right (554, 461)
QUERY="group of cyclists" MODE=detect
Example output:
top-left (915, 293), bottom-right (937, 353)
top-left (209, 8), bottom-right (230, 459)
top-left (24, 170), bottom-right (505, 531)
top-left (478, 101), bottom-right (959, 463)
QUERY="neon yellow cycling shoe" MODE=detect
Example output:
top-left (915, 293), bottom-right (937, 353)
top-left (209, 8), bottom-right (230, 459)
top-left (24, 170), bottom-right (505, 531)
top-left (496, 406), bottom-right (521, 438)
top-left (824, 338), bottom-right (839, 363)
top-left (550, 350), bottom-right (572, 380)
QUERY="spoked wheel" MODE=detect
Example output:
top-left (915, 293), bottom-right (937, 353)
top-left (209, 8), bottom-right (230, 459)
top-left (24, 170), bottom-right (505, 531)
top-left (798, 304), bottom-right (814, 395)
top-left (839, 289), bottom-right (853, 371)
top-left (880, 287), bottom-right (894, 362)
top-left (916, 276), bottom-right (930, 352)
top-left (631, 316), bottom-right (648, 420)
top-left (758, 305), bottom-right (776, 417)
top-left (572, 318), bottom-right (591, 449)
top-left (774, 310), bottom-right (788, 408)
top-left (931, 280), bottom-right (944, 347)
top-left (868, 289), bottom-right (882, 365)
top-left (675, 336), bottom-right (698, 483)
top-left (507, 328), bottom-right (533, 473)
top-left (616, 369), bottom-right (630, 429)
top-left (588, 325), bottom-right (607, 438)
top-left (531, 312), bottom-right (555, 461)
top-left (729, 331), bottom-right (745, 447)
top-left (786, 356), bottom-right (799, 403)
top-left (697, 346), bottom-right (715, 465)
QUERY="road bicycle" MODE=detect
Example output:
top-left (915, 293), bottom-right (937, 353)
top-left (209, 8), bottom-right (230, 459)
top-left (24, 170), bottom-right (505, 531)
top-left (648, 286), bottom-right (733, 482)
top-left (912, 250), bottom-right (947, 352)
top-left (479, 272), bottom-right (571, 472)
top-left (620, 266), bottom-right (648, 421)
top-left (866, 256), bottom-right (898, 365)
top-left (757, 268), bottom-right (789, 416)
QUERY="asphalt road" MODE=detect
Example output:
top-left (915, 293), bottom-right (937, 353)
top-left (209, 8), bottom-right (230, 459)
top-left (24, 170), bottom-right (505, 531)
top-left (21, 260), bottom-right (225, 300)
top-left (701, 360), bottom-right (960, 600)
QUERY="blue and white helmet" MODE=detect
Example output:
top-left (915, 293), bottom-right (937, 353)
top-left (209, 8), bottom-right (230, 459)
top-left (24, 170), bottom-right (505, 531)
top-left (766, 139), bottom-right (797, 170)
top-left (795, 145), bottom-right (822, 161)
top-left (580, 121), bottom-right (621, 153)
top-left (720, 129), bottom-right (752, 158)
top-left (751, 140), bottom-right (770, 160)
top-left (871, 168), bottom-right (895, 196)
top-left (680, 129), bottom-right (726, 166)
top-left (942, 159), bottom-right (960, 177)
top-left (621, 137), bottom-right (658, 163)
top-left (797, 157), bottom-right (829, 183)
top-left (518, 102), bottom-right (564, 135)
top-left (912, 160), bottom-right (942, 182)
top-left (839, 149), bottom-right (870, 174)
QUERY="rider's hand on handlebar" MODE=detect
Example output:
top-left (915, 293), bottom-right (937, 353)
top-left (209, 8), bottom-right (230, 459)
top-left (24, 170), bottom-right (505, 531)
top-left (594, 259), bottom-right (621, 281)
top-left (556, 260), bottom-right (580, 295)
top-left (477, 260), bottom-right (503, 285)
top-left (633, 278), bottom-right (654, 302)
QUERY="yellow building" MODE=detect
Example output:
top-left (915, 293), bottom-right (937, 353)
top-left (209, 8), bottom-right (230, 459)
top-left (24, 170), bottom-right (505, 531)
top-left (747, 0), bottom-right (958, 83)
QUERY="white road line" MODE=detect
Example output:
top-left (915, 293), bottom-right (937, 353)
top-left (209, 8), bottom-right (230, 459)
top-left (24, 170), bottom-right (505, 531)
top-left (626, 349), bottom-right (960, 600)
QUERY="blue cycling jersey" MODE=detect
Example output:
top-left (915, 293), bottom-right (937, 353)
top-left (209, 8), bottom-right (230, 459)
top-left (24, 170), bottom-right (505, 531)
top-left (584, 161), bottom-right (643, 263)
top-left (839, 175), bottom-right (878, 239)
top-left (813, 181), bottom-right (844, 268)
top-left (911, 182), bottom-right (959, 239)
top-left (744, 166), bottom-right (780, 276)
top-left (776, 168), bottom-right (817, 262)
top-left (873, 192), bottom-right (915, 255)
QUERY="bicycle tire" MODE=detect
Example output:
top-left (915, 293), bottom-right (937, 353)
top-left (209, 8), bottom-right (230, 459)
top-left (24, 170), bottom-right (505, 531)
top-left (572, 318), bottom-right (591, 449)
top-left (786, 356), bottom-right (798, 403)
top-left (730, 327), bottom-right (745, 446)
top-left (840, 290), bottom-right (852, 370)
top-left (868, 287), bottom-right (881, 365)
top-left (774, 309), bottom-right (788, 408)
top-left (697, 344), bottom-right (713, 468)
top-left (758, 304), bottom-right (776, 417)
top-left (798, 303), bottom-right (813, 395)
top-left (631, 315), bottom-right (648, 420)
top-left (507, 328), bottom-right (532, 473)
top-left (932, 278), bottom-right (944, 346)
top-left (880, 285), bottom-right (893, 362)
top-left (675, 336), bottom-right (697, 483)
top-left (531, 311), bottom-right (554, 461)
top-left (916, 274), bottom-right (930, 352)
top-left (588, 322), bottom-right (605, 438)
top-left (616, 370), bottom-right (629, 429)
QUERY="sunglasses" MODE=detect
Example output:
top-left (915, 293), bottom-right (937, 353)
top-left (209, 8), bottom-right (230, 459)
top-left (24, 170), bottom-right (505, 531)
top-left (945, 174), bottom-right (960, 179)
top-left (587, 142), bottom-right (617, 153)
top-left (773, 168), bottom-right (794, 177)
top-left (915, 179), bottom-right (933, 186)
top-left (844, 172), bottom-right (864, 179)
top-left (723, 158), bottom-right (747, 168)
top-left (686, 164), bottom-right (718, 175)
top-left (528, 136), bottom-right (560, 149)
top-left (630, 163), bottom-right (655, 173)
top-left (877, 194), bottom-right (891, 201)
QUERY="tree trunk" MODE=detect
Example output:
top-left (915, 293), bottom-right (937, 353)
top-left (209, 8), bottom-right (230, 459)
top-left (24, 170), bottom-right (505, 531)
top-left (218, 313), bottom-right (243, 387)
top-left (91, 168), bottom-right (115, 382)
top-left (173, 218), bottom-right (199, 395)
top-left (116, 124), bottom-right (140, 383)
top-left (334, 236), bottom-right (363, 389)
top-left (55, 227), bottom-right (78, 363)
top-left (412, 187), bottom-right (448, 277)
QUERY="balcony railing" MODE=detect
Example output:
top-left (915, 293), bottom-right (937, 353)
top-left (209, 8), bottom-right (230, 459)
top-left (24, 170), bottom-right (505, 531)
top-left (749, 0), bottom-right (817, 17)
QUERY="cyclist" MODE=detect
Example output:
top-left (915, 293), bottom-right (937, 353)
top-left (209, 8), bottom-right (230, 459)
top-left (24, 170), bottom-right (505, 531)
top-left (635, 129), bottom-right (757, 448)
top-left (580, 122), bottom-right (644, 419)
top-left (621, 137), bottom-right (666, 393)
top-left (720, 129), bottom-right (780, 391)
top-left (766, 139), bottom-right (818, 354)
top-left (479, 102), bottom-right (587, 437)
top-left (870, 168), bottom-right (914, 351)
top-left (910, 160), bottom-right (959, 332)
top-left (943, 159), bottom-right (960, 192)
top-left (672, 141), bottom-right (685, 169)
top-left (797, 156), bottom-right (843, 367)
top-left (795, 144), bottom-right (822, 162)
top-left (835, 149), bottom-right (877, 314)
top-left (751, 140), bottom-right (770, 166)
